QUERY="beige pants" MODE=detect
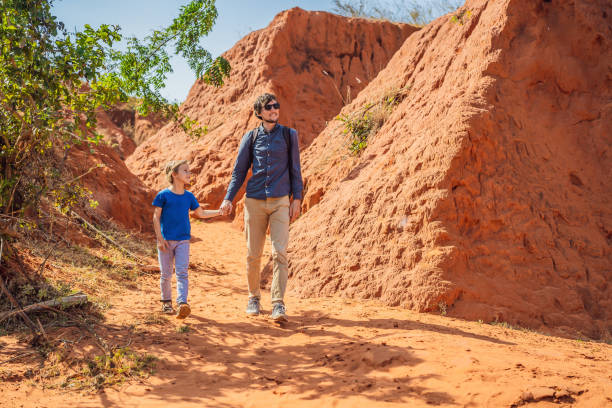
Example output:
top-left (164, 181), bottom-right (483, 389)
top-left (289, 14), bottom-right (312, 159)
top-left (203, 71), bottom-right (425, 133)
top-left (244, 195), bottom-right (290, 304)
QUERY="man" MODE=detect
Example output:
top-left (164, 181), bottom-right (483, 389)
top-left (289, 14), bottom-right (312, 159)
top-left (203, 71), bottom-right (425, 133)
top-left (220, 93), bottom-right (303, 322)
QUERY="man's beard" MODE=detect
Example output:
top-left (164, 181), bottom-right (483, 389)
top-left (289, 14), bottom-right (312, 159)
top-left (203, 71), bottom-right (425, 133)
top-left (263, 117), bottom-right (278, 124)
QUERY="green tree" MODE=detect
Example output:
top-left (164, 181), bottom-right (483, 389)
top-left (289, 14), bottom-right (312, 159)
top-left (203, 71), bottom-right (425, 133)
top-left (0, 0), bottom-right (230, 216)
top-left (332, 0), bottom-right (462, 26)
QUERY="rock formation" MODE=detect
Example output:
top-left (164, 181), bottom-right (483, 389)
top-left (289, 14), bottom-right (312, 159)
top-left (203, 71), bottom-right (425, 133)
top-left (126, 7), bottom-right (416, 207)
top-left (69, 143), bottom-right (155, 232)
top-left (96, 103), bottom-right (168, 159)
top-left (289, 0), bottom-right (611, 338)
top-left (133, 110), bottom-right (168, 146)
top-left (96, 107), bottom-right (136, 159)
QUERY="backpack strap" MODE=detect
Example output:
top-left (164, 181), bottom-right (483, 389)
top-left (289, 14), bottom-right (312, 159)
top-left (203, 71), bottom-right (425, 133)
top-left (283, 126), bottom-right (292, 176)
top-left (282, 126), bottom-right (296, 200)
top-left (250, 126), bottom-right (259, 146)
top-left (248, 126), bottom-right (259, 165)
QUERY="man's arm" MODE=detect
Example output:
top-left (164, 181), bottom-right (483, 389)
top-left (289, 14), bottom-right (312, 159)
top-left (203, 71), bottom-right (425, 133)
top-left (288, 129), bottom-right (303, 222)
top-left (225, 132), bottom-right (253, 202)
top-left (221, 131), bottom-right (253, 215)
top-left (152, 207), bottom-right (168, 251)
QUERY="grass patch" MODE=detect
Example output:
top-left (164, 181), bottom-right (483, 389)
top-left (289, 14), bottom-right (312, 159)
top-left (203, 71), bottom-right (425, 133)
top-left (1, 197), bottom-right (159, 393)
top-left (26, 217), bottom-right (155, 297)
top-left (438, 301), bottom-right (447, 316)
top-left (2, 232), bottom-right (152, 335)
top-left (337, 86), bottom-right (409, 155)
top-left (1, 209), bottom-right (156, 378)
top-left (450, 9), bottom-right (472, 25)
top-left (41, 347), bottom-right (157, 390)
top-left (0, 367), bottom-right (17, 381)
top-left (488, 319), bottom-right (539, 334)
top-left (489, 320), bottom-right (514, 329)
top-left (141, 312), bottom-right (169, 326)
top-left (177, 324), bottom-right (190, 333)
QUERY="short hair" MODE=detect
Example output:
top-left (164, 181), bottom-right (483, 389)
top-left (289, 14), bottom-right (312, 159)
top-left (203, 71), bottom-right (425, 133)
top-left (253, 93), bottom-right (278, 119)
top-left (165, 160), bottom-right (189, 184)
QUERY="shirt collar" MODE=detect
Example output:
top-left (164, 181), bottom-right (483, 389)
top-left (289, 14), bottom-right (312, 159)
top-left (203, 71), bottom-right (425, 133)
top-left (258, 122), bottom-right (279, 135)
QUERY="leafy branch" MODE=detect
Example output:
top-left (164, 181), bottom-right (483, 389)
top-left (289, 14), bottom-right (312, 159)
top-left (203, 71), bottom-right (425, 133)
top-left (0, 0), bottom-right (230, 217)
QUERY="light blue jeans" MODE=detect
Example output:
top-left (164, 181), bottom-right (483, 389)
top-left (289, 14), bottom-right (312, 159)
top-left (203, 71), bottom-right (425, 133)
top-left (158, 240), bottom-right (190, 304)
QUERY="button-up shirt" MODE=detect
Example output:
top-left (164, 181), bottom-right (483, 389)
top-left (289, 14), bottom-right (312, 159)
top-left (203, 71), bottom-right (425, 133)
top-left (224, 124), bottom-right (303, 202)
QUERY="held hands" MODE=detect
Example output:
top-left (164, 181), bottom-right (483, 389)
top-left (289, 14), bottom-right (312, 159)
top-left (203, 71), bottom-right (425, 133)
top-left (219, 199), bottom-right (233, 216)
top-left (289, 199), bottom-right (301, 223)
top-left (219, 199), bottom-right (299, 220)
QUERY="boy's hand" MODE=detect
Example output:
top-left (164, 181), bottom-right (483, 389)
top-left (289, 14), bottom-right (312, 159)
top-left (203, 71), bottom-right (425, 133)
top-left (157, 238), bottom-right (169, 252)
top-left (220, 200), bottom-right (233, 216)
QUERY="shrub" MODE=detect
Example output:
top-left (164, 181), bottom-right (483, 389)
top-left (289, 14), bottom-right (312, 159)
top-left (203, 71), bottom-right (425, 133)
top-left (46, 347), bottom-right (158, 390)
top-left (0, 0), bottom-right (230, 220)
top-left (337, 87), bottom-right (408, 155)
top-left (332, 0), bottom-right (463, 26)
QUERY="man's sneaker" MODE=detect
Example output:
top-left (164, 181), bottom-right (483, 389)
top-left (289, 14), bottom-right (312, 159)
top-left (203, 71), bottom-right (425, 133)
top-left (161, 300), bottom-right (174, 315)
top-left (270, 302), bottom-right (287, 322)
top-left (246, 297), bottom-right (261, 316)
top-left (176, 302), bottom-right (191, 319)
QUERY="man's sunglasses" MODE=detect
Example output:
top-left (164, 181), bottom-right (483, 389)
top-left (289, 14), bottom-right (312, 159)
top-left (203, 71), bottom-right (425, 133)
top-left (264, 102), bottom-right (280, 110)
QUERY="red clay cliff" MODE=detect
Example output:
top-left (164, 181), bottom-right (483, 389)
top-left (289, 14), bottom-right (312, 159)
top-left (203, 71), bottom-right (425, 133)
top-left (289, 0), bottom-right (611, 339)
top-left (126, 8), bottom-right (416, 208)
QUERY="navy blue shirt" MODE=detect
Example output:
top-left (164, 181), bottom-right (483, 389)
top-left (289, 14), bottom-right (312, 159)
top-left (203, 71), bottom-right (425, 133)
top-left (152, 189), bottom-right (200, 241)
top-left (224, 124), bottom-right (303, 202)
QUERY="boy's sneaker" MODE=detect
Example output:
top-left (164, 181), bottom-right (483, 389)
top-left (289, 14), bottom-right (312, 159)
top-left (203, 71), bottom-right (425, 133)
top-left (176, 302), bottom-right (191, 319)
top-left (246, 297), bottom-right (261, 316)
top-left (161, 300), bottom-right (174, 315)
top-left (270, 302), bottom-right (287, 322)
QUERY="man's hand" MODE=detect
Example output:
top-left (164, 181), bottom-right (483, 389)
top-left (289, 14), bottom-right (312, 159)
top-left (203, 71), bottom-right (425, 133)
top-left (220, 200), bottom-right (233, 216)
top-left (157, 237), bottom-right (169, 252)
top-left (289, 199), bottom-right (301, 223)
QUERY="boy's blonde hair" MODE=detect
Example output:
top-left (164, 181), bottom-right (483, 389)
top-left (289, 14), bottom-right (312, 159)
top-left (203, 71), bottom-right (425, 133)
top-left (165, 160), bottom-right (189, 184)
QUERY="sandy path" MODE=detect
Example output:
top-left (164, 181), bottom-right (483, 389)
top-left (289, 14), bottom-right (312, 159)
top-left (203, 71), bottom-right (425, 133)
top-left (1, 221), bottom-right (611, 407)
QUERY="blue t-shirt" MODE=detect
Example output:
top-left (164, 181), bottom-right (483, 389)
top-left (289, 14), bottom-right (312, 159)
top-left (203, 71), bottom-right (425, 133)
top-left (152, 189), bottom-right (200, 241)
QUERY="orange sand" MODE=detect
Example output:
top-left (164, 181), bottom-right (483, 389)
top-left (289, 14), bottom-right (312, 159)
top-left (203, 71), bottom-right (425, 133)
top-left (1, 221), bottom-right (610, 407)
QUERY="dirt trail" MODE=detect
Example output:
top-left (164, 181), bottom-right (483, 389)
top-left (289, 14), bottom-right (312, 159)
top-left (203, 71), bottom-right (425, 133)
top-left (2, 221), bottom-right (611, 407)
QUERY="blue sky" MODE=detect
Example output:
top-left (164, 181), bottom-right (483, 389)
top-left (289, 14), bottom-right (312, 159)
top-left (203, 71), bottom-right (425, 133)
top-left (52, 1), bottom-right (338, 102)
top-left (52, 1), bottom-right (457, 102)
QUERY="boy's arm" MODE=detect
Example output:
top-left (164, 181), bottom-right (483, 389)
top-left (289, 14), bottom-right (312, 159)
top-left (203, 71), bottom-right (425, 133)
top-left (193, 206), bottom-right (221, 219)
top-left (152, 207), bottom-right (168, 251)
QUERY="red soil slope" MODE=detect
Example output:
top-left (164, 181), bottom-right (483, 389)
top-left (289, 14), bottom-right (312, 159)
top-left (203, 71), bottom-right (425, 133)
top-left (69, 144), bottom-right (155, 232)
top-left (96, 104), bottom-right (169, 159)
top-left (133, 110), bottom-right (168, 146)
top-left (126, 7), bottom-right (416, 206)
top-left (289, 0), bottom-right (611, 338)
top-left (96, 107), bottom-right (136, 159)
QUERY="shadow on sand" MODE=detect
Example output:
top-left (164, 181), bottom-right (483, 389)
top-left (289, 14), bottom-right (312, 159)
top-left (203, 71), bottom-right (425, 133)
top-left (89, 306), bottom-right (514, 407)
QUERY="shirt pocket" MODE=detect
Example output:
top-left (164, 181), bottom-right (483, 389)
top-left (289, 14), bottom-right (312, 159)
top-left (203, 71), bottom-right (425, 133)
top-left (269, 136), bottom-right (288, 163)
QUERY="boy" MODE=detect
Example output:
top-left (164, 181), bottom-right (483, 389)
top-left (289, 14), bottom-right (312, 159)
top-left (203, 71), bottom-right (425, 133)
top-left (153, 160), bottom-right (220, 318)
